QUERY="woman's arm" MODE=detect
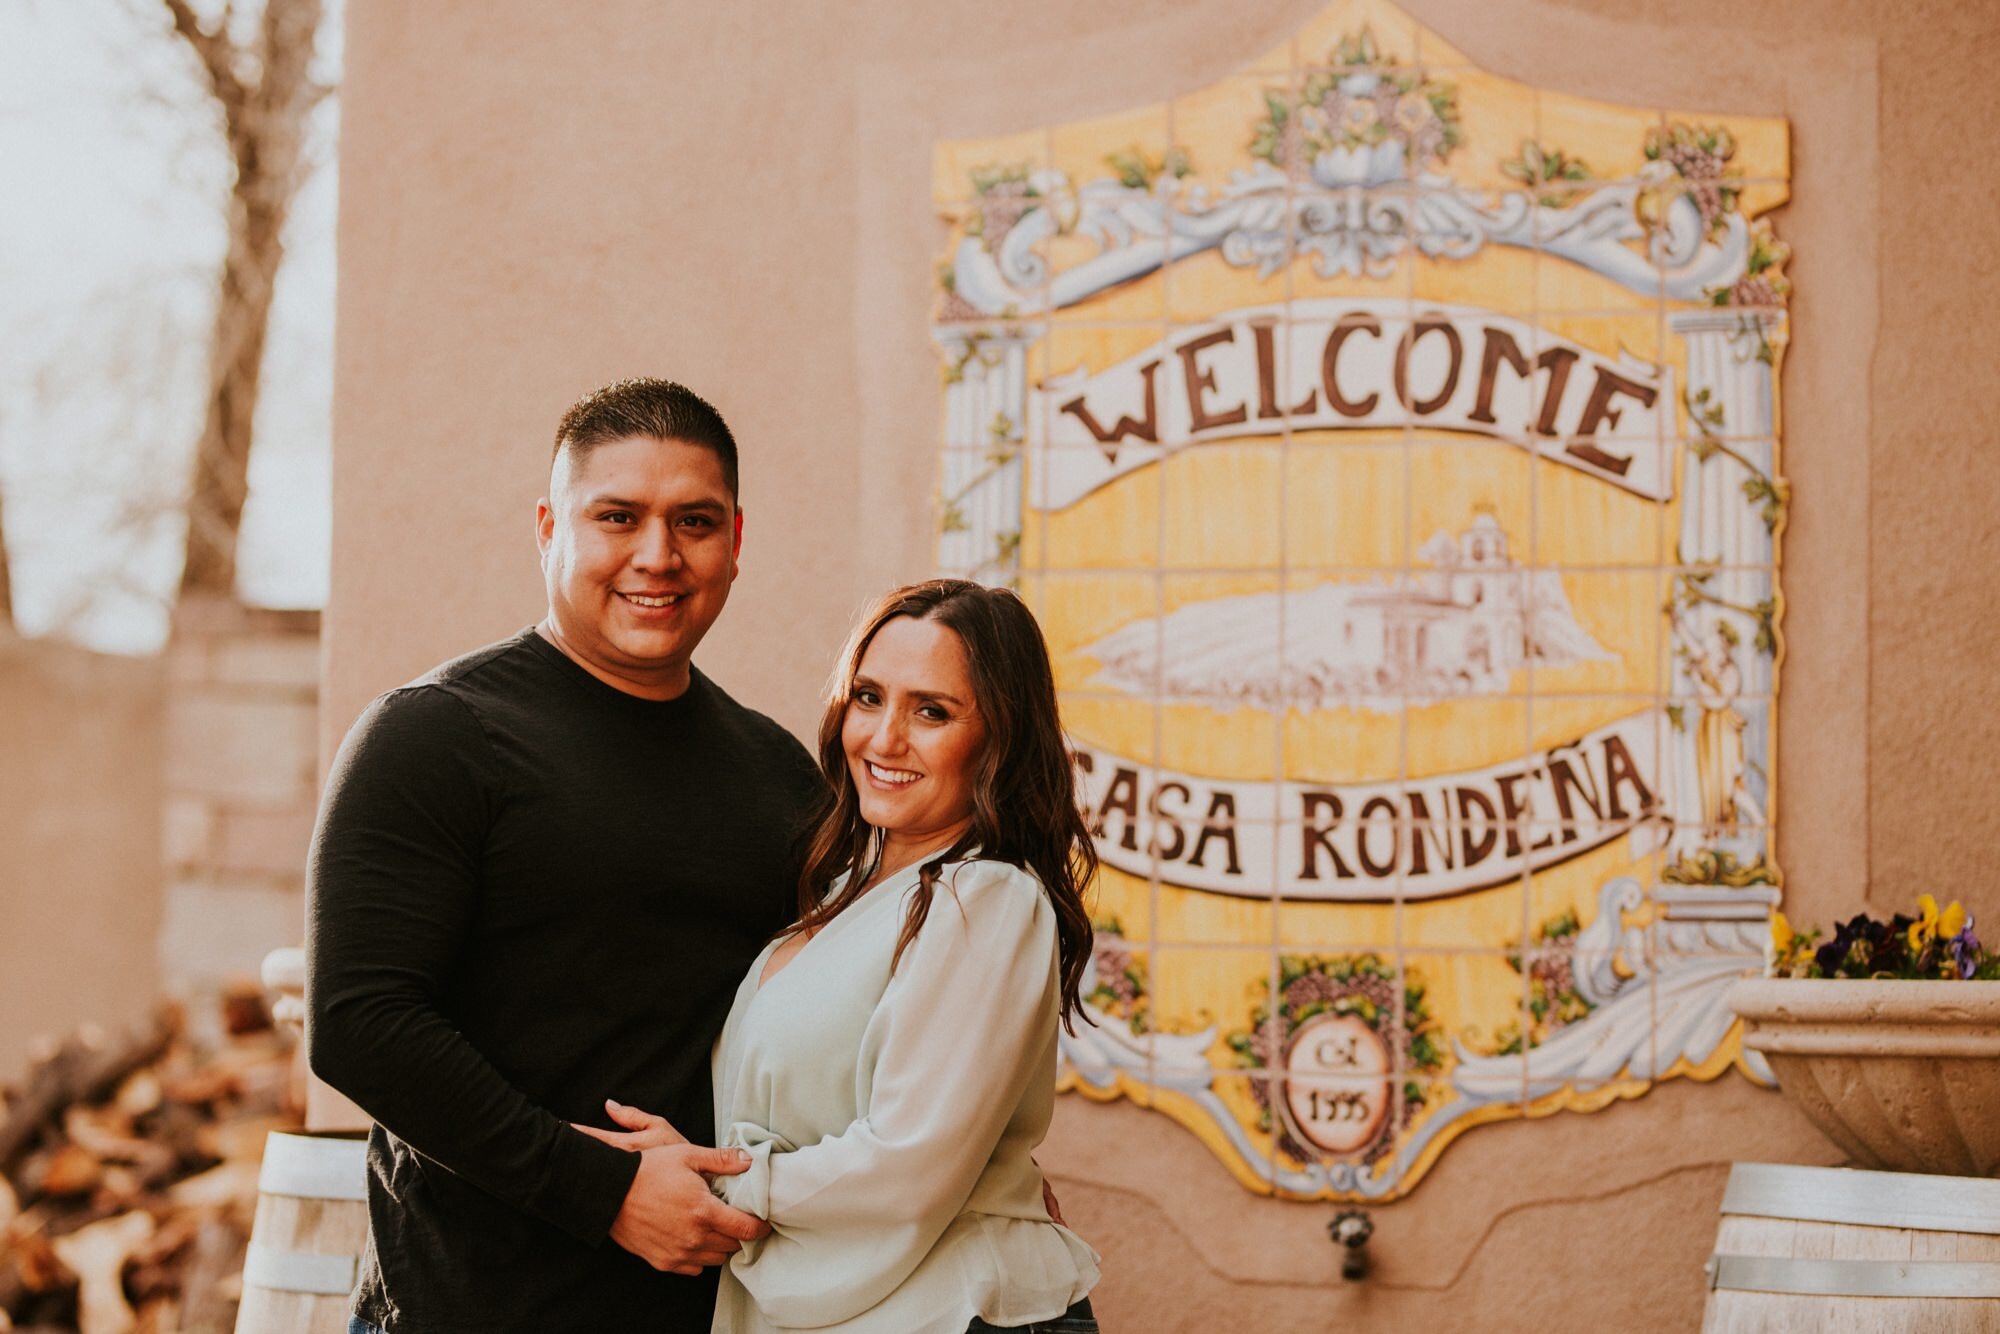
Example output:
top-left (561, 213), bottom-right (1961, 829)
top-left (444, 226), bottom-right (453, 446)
top-left (719, 860), bottom-right (1058, 1324)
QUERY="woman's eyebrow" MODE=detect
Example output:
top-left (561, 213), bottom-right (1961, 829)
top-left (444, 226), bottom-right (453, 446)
top-left (851, 675), bottom-right (966, 707)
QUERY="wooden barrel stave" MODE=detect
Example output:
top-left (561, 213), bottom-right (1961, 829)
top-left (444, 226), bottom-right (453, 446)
top-left (1704, 1162), bottom-right (2000, 1333)
top-left (234, 1131), bottom-right (369, 1334)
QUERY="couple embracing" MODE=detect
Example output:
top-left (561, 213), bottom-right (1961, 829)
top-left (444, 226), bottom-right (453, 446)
top-left (306, 380), bottom-right (1102, 1333)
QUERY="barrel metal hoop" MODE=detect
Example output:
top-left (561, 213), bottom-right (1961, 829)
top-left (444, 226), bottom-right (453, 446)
top-left (258, 1132), bottom-right (369, 1201)
top-left (243, 1243), bottom-right (359, 1296)
top-left (1722, 1162), bottom-right (2000, 1236)
top-left (1709, 1253), bottom-right (2000, 1299)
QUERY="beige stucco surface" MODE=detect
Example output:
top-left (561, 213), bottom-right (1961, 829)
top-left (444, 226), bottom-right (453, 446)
top-left (0, 636), bottom-right (164, 1079)
top-left (329, 0), bottom-right (1999, 1325)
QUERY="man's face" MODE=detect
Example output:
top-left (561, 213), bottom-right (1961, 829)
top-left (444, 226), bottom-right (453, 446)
top-left (536, 435), bottom-right (741, 698)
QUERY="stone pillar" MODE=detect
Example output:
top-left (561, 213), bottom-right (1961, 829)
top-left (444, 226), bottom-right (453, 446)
top-left (160, 598), bottom-right (322, 1026)
top-left (1663, 311), bottom-right (1782, 864)
top-left (1670, 310), bottom-right (1779, 694)
top-left (933, 323), bottom-right (1038, 584)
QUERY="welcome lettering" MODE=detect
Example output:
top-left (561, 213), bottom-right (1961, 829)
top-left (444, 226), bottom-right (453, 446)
top-left (1033, 299), bottom-right (1673, 510)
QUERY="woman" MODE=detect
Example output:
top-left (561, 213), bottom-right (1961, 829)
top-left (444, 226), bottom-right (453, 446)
top-left (596, 579), bottom-right (1102, 1333)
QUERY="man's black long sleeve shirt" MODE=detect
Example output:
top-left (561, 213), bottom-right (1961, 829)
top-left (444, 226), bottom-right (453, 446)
top-left (307, 629), bottom-right (823, 1332)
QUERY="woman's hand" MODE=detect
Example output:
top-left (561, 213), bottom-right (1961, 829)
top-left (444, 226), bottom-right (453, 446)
top-left (571, 1099), bottom-right (690, 1152)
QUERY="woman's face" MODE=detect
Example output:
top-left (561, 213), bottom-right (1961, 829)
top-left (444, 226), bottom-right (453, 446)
top-left (842, 615), bottom-right (987, 854)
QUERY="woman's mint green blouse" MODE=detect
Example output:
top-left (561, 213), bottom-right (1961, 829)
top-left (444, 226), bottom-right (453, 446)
top-left (707, 857), bottom-right (1099, 1333)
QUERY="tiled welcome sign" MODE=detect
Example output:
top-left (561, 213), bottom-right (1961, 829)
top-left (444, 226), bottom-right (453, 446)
top-left (931, 0), bottom-right (1789, 1200)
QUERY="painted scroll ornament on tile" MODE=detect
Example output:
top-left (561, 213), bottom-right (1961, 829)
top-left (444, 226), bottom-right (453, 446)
top-left (932, 0), bottom-right (1789, 1201)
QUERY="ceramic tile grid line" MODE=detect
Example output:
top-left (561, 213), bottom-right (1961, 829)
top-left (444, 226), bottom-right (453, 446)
top-left (1396, 173), bottom-right (1418, 1100)
top-left (1037, 683), bottom-right (1681, 708)
top-left (1641, 104), bottom-right (1671, 1103)
top-left (1650, 116), bottom-right (1673, 950)
top-left (1267, 73), bottom-right (1294, 1134)
top-left (1526, 99), bottom-right (1669, 1108)
top-left (1167, 56), bottom-right (1274, 1168)
top-left (1016, 557), bottom-right (1777, 577)
top-left (1288, 101), bottom-right (1424, 1134)
top-left (1262, 43), bottom-right (1293, 1197)
top-left (1513, 89), bottom-right (1544, 1111)
top-left (1505, 863), bottom-right (1532, 1108)
top-left (1144, 93), bottom-right (1171, 1102)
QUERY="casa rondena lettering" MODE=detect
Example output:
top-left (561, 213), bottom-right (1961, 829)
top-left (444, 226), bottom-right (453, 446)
top-left (931, 0), bottom-right (1791, 1201)
top-left (1075, 711), bottom-right (1664, 901)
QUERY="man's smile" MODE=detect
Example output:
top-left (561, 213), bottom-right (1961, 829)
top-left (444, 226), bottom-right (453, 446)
top-left (618, 591), bottom-right (684, 609)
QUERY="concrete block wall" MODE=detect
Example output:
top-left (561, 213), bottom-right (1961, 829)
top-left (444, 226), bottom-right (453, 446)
top-left (159, 598), bottom-right (322, 1005)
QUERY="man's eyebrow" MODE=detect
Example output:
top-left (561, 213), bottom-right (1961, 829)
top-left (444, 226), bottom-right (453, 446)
top-left (579, 495), bottom-right (730, 513)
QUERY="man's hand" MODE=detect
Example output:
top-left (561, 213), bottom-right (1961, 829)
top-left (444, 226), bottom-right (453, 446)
top-left (607, 1143), bottom-right (770, 1275)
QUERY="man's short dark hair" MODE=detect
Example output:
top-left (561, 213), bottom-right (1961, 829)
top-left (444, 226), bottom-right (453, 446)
top-left (553, 378), bottom-right (739, 498)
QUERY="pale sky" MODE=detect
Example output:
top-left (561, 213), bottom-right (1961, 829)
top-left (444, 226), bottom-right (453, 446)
top-left (0, 1), bottom-right (338, 653)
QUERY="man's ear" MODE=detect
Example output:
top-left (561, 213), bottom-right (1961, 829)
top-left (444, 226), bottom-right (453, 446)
top-left (535, 497), bottom-right (555, 559)
top-left (730, 507), bottom-right (744, 580)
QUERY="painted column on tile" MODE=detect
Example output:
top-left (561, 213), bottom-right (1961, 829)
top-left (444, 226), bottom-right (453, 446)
top-left (929, 0), bottom-right (1790, 1200)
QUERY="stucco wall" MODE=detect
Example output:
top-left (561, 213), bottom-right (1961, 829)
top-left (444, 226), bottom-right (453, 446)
top-left (0, 605), bottom-right (322, 1081)
top-left (0, 634), bottom-right (164, 1079)
top-left (329, 0), bottom-right (2000, 1326)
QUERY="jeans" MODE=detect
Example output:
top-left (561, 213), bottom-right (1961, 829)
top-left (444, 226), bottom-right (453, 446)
top-left (967, 1296), bottom-right (1099, 1332)
top-left (348, 1320), bottom-right (387, 1334)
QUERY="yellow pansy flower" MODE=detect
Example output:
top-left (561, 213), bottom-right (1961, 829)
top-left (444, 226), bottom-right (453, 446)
top-left (1940, 900), bottom-right (1969, 940)
top-left (1909, 893), bottom-right (1940, 951)
top-left (1770, 910), bottom-right (1793, 955)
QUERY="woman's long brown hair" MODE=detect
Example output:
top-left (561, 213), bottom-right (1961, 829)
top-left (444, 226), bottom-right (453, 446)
top-left (781, 580), bottom-right (1097, 1033)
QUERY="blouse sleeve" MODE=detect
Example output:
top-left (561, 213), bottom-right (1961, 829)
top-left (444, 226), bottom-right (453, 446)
top-left (716, 859), bottom-right (1058, 1325)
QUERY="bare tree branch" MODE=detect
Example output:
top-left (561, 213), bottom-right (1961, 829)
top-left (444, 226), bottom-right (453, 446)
top-left (5, 1), bottom-right (334, 639)
top-left (0, 489), bottom-right (15, 630)
top-left (165, 0), bottom-right (331, 602)
top-left (159, 0), bottom-right (247, 109)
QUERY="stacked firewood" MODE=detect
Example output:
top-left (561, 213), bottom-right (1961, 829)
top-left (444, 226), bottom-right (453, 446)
top-left (0, 989), bottom-right (304, 1334)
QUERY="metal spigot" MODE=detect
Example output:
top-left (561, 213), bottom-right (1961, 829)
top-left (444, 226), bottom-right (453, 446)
top-left (1328, 1208), bottom-right (1374, 1280)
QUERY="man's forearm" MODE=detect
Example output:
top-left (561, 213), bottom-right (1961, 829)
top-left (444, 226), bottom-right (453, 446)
top-left (308, 979), bottom-right (638, 1243)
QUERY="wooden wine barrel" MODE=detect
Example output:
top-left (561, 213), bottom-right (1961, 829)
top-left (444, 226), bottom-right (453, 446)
top-left (234, 1130), bottom-right (370, 1334)
top-left (1704, 1162), bottom-right (2000, 1332)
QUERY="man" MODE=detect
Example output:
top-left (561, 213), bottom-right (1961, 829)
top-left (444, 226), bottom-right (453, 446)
top-left (308, 379), bottom-right (826, 1332)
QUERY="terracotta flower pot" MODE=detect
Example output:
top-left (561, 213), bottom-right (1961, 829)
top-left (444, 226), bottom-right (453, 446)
top-left (1728, 979), bottom-right (2000, 1177)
